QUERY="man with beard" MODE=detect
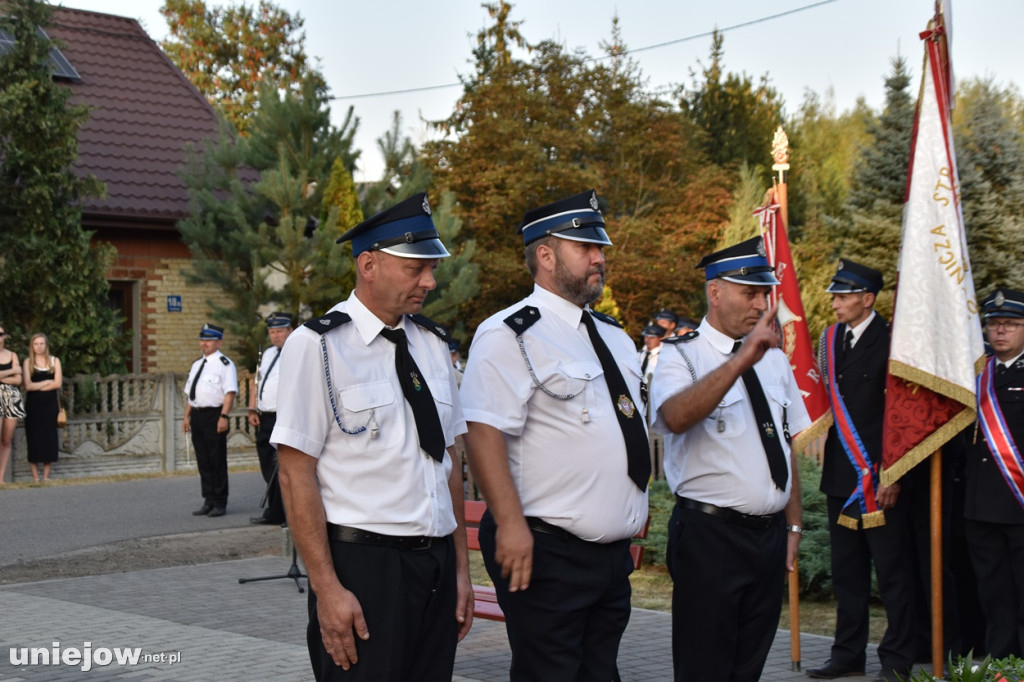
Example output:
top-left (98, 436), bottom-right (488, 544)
top-left (651, 237), bottom-right (809, 681)
top-left (461, 190), bottom-right (650, 681)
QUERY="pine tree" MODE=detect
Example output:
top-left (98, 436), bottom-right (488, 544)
top-left (0, 0), bottom-right (126, 375)
top-left (954, 78), bottom-right (1024, 293)
top-left (833, 57), bottom-right (916, 318)
top-left (422, 191), bottom-right (479, 339)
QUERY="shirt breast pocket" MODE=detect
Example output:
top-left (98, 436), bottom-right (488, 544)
top-left (425, 374), bottom-right (454, 438)
top-left (551, 360), bottom-right (603, 396)
top-left (337, 381), bottom-right (398, 448)
top-left (764, 384), bottom-right (792, 436)
top-left (705, 385), bottom-right (746, 438)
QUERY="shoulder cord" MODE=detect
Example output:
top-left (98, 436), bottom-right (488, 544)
top-left (673, 342), bottom-right (792, 443)
top-left (516, 335), bottom-right (585, 401)
top-left (670, 343), bottom-right (699, 384)
top-left (319, 336), bottom-right (367, 435)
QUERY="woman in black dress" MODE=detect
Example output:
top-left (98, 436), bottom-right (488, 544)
top-left (22, 332), bottom-right (62, 482)
top-left (0, 323), bottom-right (25, 484)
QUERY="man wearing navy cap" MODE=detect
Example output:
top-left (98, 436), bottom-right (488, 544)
top-left (808, 259), bottom-right (916, 682)
top-left (965, 287), bottom-right (1024, 659)
top-left (247, 312), bottom-right (293, 525)
top-left (461, 189), bottom-right (649, 681)
top-left (650, 236), bottom-right (809, 681)
top-left (272, 193), bottom-right (472, 681)
top-left (639, 322), bottom-right (665, 382)
top-left (183, 323), bottom-right (238, 517)
top-left (655, 308), bottom-right (678, 336)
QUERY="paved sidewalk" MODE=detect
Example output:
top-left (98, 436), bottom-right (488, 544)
top-left (0, 555), bottom-right (889, 681)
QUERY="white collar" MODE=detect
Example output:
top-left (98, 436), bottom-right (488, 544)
top-left (697, 317), bottom-right (739, 355)
top-left (348, 291), bottom-right (411, 346)
top-left (845, 310), bottom-right (876, 346)
top-left (531, 284), bottom-right (586, 328)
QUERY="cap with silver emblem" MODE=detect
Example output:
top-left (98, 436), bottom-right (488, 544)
top-left (695, 236), bottom-right (780, 286)
top-left (518, 189), bottom-right (612, 247)
top-left (337, 192), bottom-right (450, 259)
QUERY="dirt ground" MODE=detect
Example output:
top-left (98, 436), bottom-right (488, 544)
top-left (0, 525), bottom-right (285, 585)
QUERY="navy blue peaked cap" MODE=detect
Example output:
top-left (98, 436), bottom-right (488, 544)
top-left (518, 190), bottom-right (612, 247)
top-left (337, 192), bottom-right (450, 259)
top-left (826, 258), bottom-right (883, 294)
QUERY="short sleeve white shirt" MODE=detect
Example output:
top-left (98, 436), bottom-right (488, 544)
top-left (184, 350), bottom-right (238, 408)
top-left (460, 285), bottom-right (649, 542)
top-left (270, 292), bottom-right (466, 537)
top-left (651, 318), bottom-right (811, 515)
top-left (256, 346), bottom-right (282, 412)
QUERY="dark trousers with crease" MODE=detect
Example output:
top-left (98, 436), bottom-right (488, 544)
top-left (255, 412), bottom-right (285, 523)
top-left (667, 504), bottom-right (786, 682)
top-left (967, 519), bottom-right (1024, 658)
top-left (307, 535), bottom-right (457, 682)
top-left (825, 495), bottom-right (916, 673)
top-left (479, 511), bottom-right (632, 682)
top-left (190, 406), bottom-right (228, 506)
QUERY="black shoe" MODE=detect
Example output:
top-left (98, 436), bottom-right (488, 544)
top-left (249, 515), bottom-right (278, 525)
top-left (207, 506), bottom-right (226, 517)
top-left (807, 660), bottom-right (866, 679)
top-left (192, 504), bottom-right (213, 516)
top-left (873, 667), bottom-right (911, 682)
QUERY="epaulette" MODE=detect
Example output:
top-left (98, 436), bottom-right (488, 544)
top-left (408, 314), bottom-right (452, 343)
top-left (663, 330), bottom-right (699, 344)
top-left (219, 355), bottom-right (230, 366)
top-left (304, 311), bottom-right (352, 335)
top-left (504, 305), bottom-right (541, 335)
top-left (589, 310), bottom-right (623, 328)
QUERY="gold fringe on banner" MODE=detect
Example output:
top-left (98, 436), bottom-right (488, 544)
top-left (837, 514), bottom-right (859, 530)
top-left (862, 510), bottom-right (886, 529)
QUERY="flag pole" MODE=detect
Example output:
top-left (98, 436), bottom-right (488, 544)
top-left (930, 448), bottom-right (944, 676)
top-left (771, 126), bottom-right (801, 672)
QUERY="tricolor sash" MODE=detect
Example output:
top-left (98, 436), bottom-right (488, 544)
top-left (824, 324), bottom-right (885, 529)
top-left (976, 357), bottom-right (1024, 510)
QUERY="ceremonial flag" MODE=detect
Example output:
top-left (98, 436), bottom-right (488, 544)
top-left (756, 193), bottom-right (830, 451)
top-left (880, 11), bottom-right (984, 485)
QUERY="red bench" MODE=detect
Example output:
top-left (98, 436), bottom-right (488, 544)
top-left (463, 499), bottom-right (650, 622)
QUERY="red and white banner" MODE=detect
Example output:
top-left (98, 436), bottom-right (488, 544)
top-left (880, 16), bottom-right (985, 485)
top-left (756, 196), bottom-right (829, 450)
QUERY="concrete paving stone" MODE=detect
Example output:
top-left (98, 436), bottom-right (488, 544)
top-left (1, 556), bottom-right (891, 681)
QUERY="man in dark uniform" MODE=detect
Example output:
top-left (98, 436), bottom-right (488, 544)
top-left (808, 259), bottom-right (917, 682)
top-left (652, 237), bottom-right (809, 681)
top-left (247, 312), bottom-right (293, 525)
top-left (965, 287), bottom-right (1024, 658)
top-left (183, 323), bottom-right (238, 517)
top-left (273, 193), bottom-right (472, 681)
top-left (461, 190), bottom-right (649, 681)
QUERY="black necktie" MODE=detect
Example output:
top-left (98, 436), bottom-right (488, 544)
top-left (844, 329), bottom-right (854, 353)
top-left (997, 363), bottom-right (1008, 375)
top-left (581, 311), bottom-right (651, 491)
top-left (732, 341), bottom-right (788, 490)
top-left (259, 349), bottom-right (280, 400)
top-left (189, 358), bottom-right (206, 401)
top-left (640, 351), bottom-right (650, 376)
top-left (379, 327), bottom-right (445, 462)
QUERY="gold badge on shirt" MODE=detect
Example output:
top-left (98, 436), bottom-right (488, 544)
top-left (617, 395), bottom-right (636, 418)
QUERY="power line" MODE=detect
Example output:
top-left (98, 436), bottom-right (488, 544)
top-left (330, 0), bottom-right (839, 101)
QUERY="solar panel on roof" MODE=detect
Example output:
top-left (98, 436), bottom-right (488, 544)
top-left (0, 26), bottom-right (81, 81)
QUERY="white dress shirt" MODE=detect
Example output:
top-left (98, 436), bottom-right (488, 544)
top-left (271, 292), bottom-right (465, 537)
top-left (651, 318), bottom-right (811, 516)
top-left (255, 346), bottom-right (282, 413)
top-left (460, 285), bottom-right (649, 542)
top-left (184, 350), bottom-right (238, 408)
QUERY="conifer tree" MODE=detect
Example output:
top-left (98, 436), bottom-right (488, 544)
top-left (833, 57), bottom-right (916, 318)
top-left (954, 78), bottom-right (1024, 293)
top-left (0, 0), bottom-right (126, 375)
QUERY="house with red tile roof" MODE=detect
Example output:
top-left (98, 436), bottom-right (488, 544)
top-left (46, 7), bottom-right (236, 374)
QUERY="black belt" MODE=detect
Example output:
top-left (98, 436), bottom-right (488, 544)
top-left (326, 523), bottom-right (444, 550)
top-left (259, 411), bottom-right (276, 417)
top-left (675, 496), bottom-right (777, 530)
top-left (525, 517), bottom-right (578, 541)
top-left (192, 405), bottom-right (222, 412)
